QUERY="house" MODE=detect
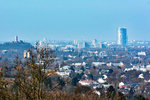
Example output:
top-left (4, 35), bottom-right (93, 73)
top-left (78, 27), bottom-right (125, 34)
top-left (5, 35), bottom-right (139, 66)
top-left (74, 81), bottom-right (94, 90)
top-left (62, 65), bottom-right (71, 70)
top-left (79, 80), bottom-right (97, 86)
top-left (138, 52), bottom-right (146, 56)
top-left (57, 65), bottom-right (73, 77)
top-left (92, 62), bottom-right (106, 67)
top-left (112, 62), bottom-right (124, 67)
top-left (138, 74), bottom-right (144, 79)
top-left (119, 82), bottom-right (125, 89)
top-left (146, 65), bottom-right (150, 71)
top-left (97, 78), bottom-right (106, 84)
top-left (72, 62), bottom-right (86, 66)
top-left (57, 70), bottom-right (71, 77)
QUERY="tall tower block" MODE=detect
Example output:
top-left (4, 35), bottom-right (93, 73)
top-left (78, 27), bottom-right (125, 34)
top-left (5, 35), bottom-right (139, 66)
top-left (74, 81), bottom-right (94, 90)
top-left (118, 27), bottom-right (128, 46)
top-left (15, 36), bottom-right (18, 43)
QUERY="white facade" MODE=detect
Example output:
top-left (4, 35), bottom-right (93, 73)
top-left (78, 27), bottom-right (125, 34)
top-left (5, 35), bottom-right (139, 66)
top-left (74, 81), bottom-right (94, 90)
top-left (138, 52), bottom-right (146, 56)
top-left (79, 80), bottom-right (97, 86)
top-left (15, 36), bottom-right (18, 42)
top-left (24, 50), bottom-right (30, 58)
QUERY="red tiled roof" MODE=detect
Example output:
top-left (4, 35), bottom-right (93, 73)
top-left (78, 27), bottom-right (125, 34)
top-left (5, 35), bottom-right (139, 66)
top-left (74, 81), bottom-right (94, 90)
top-left (0, 67), bottom-right (2, 71)
top-left (79, 80), bottom-right (96, 83)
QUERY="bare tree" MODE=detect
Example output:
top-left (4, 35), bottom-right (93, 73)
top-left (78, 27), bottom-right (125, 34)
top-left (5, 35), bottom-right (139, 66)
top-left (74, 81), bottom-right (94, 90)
top-left (13, 47), bottom-right (56, 100)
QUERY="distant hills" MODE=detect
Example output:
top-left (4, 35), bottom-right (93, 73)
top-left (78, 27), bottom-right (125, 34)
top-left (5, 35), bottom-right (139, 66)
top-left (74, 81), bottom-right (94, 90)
top-left (0, 40), bottom-right (34, 50)
top-left (0, 41), bottom-right (34, 62)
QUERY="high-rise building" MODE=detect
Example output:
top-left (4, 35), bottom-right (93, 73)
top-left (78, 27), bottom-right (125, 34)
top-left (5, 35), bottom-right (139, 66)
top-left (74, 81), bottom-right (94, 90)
top-left (118, 27), bottom-right (128, 46)
top-left (15, 36), bottom-right (18, 43)
top-left (83, 41), bottom-right (90, 48)
top-left (92, 39), bottom-right (98, 48)
top-left (74, 40), bottom-right (78, 45)
top-left (78, 41), bottom-right (90, 48)
top-left (99, 42), bottom-right (106, 48)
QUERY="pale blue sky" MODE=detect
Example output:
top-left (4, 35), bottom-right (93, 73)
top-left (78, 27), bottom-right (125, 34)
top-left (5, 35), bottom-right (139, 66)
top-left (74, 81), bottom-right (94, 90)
top-left (0, 0), bottom-right (150, 42)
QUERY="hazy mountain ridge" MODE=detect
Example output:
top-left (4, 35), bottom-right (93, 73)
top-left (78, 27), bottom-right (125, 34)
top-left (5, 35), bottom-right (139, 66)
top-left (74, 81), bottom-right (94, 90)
top-left (0, 41), bottom-right (34, 63)
top-left (0, 41), bottom-right (34, 50)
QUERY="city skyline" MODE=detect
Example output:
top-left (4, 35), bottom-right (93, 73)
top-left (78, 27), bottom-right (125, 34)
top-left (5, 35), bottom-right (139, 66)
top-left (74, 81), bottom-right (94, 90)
top-left (0, 0), bottom-right (150, 41)
top-left (1, 1), bottom-right (150, 99)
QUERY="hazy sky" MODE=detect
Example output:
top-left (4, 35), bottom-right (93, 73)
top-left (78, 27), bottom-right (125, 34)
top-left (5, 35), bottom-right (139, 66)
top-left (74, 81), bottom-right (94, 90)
top-left (0, 0), bottom-right (150, 42)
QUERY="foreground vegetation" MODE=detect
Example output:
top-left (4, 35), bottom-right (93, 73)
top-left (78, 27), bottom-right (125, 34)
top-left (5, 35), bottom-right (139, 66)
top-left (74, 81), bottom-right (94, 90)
top-left (0, 48), bottom-right (148, 100)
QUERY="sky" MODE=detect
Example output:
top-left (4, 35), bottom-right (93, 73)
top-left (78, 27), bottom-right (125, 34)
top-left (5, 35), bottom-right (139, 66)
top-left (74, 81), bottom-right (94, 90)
top-left (0, 0), bottom-right (150, 42)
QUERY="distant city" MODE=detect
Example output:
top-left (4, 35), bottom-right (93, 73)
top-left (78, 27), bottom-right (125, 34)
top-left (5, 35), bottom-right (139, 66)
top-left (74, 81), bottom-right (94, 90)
top-left (1, 0), bottom-right (150, 99)
top-left (1, 27), bottom-right (150, 99)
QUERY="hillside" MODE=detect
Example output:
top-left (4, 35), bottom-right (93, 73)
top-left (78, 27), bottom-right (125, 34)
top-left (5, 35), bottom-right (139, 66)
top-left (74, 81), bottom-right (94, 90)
top-left (0, 41), bottom-right (34, 63)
